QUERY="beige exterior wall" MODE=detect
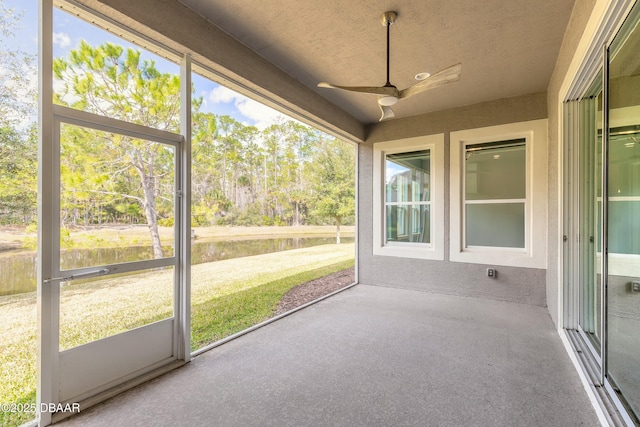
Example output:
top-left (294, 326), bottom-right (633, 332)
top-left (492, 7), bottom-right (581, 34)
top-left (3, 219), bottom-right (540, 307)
top-left (359, 93), bottom-right (550, 306)
top-left (366, 93), bottom-right (547, 144)
top-left (362, 0), bottom-right (606, 322)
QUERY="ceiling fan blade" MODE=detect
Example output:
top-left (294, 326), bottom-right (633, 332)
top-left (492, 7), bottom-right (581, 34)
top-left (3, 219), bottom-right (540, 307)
top-left (399, 63), bottom-right (462, 99)
top-left (318, 82), bottom-right (399, 97)
top-left (379, 104), bottom-right (395, 121)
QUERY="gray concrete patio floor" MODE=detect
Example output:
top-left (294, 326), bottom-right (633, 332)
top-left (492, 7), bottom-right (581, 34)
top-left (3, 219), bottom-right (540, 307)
top-left (58, 284), bottom-right (600, 426)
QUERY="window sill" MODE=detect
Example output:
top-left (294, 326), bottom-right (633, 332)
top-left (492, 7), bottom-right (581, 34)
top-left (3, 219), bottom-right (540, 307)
top-left (374, 243), bottom-right (444, 260)
top-left (450, 248), bottom-right (545, 269)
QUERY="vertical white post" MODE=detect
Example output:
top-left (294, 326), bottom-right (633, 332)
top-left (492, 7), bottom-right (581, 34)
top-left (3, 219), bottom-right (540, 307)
top-left (600, 44), bottom-right (609, 387)
top-left (179, 54), bottom-right (192, 360)
top-left (354, 142), bottom-right (359, 285)
top-left (38, 0), bottom-right (59, 425)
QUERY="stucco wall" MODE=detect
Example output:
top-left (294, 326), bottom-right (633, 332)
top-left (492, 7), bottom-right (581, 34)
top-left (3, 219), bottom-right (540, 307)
top-left (359, 93), bottom-right (549, 306)
top-left (545, 0), bottom-right (598, 327)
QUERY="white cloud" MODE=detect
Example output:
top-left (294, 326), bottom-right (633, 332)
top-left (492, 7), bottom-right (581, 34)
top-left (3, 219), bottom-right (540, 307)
top-left (236, 98), bottom-right (286, 130)
top-left (207, 85), bottom-right (287, 130)
top-left (52, 32), bottom-right (71, 48)
top-left (208, 86), bottom-right (238, 104)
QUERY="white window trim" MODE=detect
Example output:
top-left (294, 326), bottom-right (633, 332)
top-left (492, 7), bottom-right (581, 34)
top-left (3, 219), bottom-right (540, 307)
top-left (373, 134), bottom-right (445, 260)
top-left (450, 120), bottom-right (548, 268)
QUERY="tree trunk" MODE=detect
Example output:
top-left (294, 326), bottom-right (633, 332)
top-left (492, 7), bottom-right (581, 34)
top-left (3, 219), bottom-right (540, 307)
top-left (132, 146), bottom-right (165, 259)
top-left (221, 156), bottom-right (228, 198)
top-left (142, 174), bottom-right (164, 259)
top-left (336, 218), bottom-right (341, 245)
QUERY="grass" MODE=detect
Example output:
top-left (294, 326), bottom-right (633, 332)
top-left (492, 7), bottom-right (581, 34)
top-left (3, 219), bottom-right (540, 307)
top-left (193, 224), bottom-right (354, 239)
top-left (0, 243), bottom-right (354, 427)
top-left (191, 258), bottom-right (354, 349)
top-left (0, 391), bottom-right (36, 427)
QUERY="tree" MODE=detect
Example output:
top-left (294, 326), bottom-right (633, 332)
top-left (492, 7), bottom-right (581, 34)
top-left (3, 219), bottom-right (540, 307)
top-left (54, 42), bottom-right (183, 258)
top-left (308, 138), bottom-right (356, 243)
top-left (282, 122), bottom-right (314, 226)
top-left (0, 0), bottom-right (37, 224)
top-left (0, 124), bottom-right (37, 224)
top-left (52, 40), bottom-right (358, 237)
top-left (258, 120), bottom-right (317, 226)
top-left (192, 111), bottom-right (226, 225)
top-left (0, 1), bottom-right (36, 126)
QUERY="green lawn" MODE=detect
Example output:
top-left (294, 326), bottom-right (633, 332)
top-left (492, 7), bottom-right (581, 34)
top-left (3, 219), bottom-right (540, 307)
top-left (191, 258), bottom-right (353, 349)
top-left (0, 243), bottom-right (354, 427)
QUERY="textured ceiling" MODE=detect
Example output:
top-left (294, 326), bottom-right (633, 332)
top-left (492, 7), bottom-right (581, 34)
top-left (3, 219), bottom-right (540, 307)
top-left (179, 0), bottom-right (576, 124)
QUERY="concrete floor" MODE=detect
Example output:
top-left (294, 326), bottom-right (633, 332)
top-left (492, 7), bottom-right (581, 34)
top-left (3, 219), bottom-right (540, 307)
top-left (58, 284), bottom-right (599, 426)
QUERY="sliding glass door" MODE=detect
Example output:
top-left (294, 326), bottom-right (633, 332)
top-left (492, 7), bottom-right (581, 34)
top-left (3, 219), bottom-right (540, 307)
top-left (566, 2), bottom-right (640, 422)
top-left (606, 4), bottom-right (640, 416)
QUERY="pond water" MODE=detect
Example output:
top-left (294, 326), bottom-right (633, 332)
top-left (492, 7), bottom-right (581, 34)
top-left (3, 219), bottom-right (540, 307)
top-left (0, 236), bottom-right (353, 296)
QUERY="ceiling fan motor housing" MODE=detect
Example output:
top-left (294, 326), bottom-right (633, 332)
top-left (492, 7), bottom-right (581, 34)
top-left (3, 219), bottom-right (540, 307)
top-left (378, 95), bottom-right (398, 106)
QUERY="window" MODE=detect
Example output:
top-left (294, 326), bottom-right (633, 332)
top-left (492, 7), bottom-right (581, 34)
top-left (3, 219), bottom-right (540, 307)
top-left (464, 139), bottom-right (526, 248)
top-left (385, 150), bottom-right (431, 243)
top-left (373, 134), bottom-right (444, 260)
top-left (450, 120), bottom-right (547, 268)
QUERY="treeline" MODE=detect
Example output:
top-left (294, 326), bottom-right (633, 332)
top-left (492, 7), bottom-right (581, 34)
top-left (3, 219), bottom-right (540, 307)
top-left (0, 41), bottom-right (355, 241)
top-left (56, 112), bottom-right (355, 230)
top-left (192, 115), bottom-right (355, 228)
top-left (0, 2), bottom-right (37, 226)
top-left (0, 125), bottom-right (37, 225)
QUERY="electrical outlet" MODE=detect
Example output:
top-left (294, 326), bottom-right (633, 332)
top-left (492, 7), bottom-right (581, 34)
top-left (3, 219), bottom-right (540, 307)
top-left (632, 282), bottom-right (640, 293)
top-left (487, 268), bottom-right (496, 278)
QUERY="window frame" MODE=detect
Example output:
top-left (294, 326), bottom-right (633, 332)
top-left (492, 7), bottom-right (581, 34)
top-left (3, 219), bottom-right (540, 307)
top-left (385, 149), bottom-right (432, 243)
top-left (373, 134), bottom-right (445, 260)
top-left (450, 120), bottom-right (548, 268)
top-left (463, 139), bottom-right (527, 249)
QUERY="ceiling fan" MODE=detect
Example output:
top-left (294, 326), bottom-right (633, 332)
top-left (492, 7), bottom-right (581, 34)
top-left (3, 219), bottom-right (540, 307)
top-left (317, 11), bottom-right (461, 121)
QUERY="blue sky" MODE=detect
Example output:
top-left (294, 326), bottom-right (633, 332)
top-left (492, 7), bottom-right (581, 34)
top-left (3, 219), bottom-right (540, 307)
top-left (4, 0), bottom-right (287, 130)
